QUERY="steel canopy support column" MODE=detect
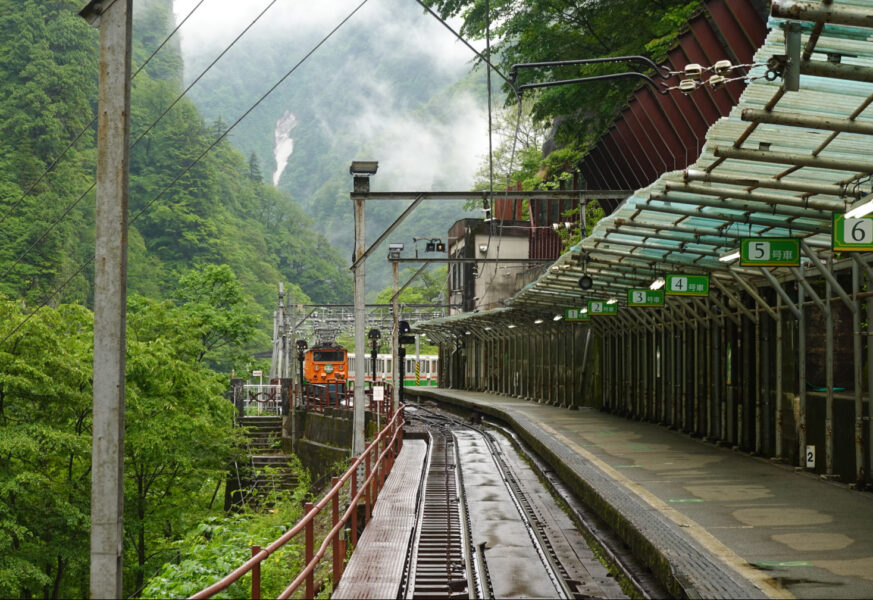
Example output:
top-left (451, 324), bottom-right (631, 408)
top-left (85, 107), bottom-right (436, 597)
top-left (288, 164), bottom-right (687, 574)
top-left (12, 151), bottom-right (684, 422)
top-left (826, 258), bottom-right (834, 476)
top-left (86, 1), bottom-right (132, 596)
top-left (798, 283), bottom-right (808, 468)
top-left (776, 294), bottom-right (784, 458)
top-left (852, 260), bottom-right (863, 482)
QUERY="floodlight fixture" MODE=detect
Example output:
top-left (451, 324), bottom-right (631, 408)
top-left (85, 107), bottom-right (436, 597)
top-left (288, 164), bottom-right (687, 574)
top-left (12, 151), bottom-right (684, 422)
top-left (349, 160), bottom-right (379, 176)
top-left (845, 193), bottom-right (873, 219)
top-left (388, 242), bottom-right (404, 260)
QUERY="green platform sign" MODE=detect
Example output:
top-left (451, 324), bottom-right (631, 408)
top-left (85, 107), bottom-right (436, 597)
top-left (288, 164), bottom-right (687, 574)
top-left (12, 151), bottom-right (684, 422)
top-left (665, 274), bottom-right (709, 296)
top-left (564, 308), bottom-right (590, 321)
top-left (588, 300), bottom-right (618, 315)
top-left (740, 237), bottom-right (800, 266)
top-left (627, 289), bottom-right (665, 307)
top-left (833, 214), bottom-right (873, 251)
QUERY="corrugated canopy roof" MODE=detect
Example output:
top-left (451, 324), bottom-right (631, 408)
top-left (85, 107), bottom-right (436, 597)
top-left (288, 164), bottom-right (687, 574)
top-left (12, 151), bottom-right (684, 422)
top-left (419, 0), bottom-right (873, 334)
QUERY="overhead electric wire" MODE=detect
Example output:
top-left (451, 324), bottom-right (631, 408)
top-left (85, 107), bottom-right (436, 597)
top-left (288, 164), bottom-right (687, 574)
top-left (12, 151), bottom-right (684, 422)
top-left (0, 0), bottom-right (370, 347)
top-left (413, 1), bottom-right (528, 305)
top-left (0, 0), bottom-right (210, 229)
top-left (0, 0), bottom-right (275, 284)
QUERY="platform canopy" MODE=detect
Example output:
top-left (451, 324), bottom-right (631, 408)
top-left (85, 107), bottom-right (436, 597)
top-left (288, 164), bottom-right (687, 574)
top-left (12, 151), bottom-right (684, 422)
top-left (418, 0), bottom-right (873, 335)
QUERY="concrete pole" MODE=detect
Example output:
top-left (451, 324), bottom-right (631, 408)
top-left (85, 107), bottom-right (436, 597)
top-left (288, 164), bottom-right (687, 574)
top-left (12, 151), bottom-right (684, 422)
top-left (87, 1), bottom-right (132, 597)
top-left (352, 179), bottom-right (368, 456)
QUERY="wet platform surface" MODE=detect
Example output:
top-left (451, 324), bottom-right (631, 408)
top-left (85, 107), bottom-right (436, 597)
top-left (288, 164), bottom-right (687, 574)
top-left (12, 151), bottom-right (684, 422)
top-left (409, 388), bottom-right (873, 600)
top-left (332, 439), bottom-right (427, 600)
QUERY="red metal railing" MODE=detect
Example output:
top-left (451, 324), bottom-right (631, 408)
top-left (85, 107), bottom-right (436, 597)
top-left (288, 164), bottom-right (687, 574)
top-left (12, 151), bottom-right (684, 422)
top-left (300, 383), bottom-right (394, 417)
top-left (190, 407), bottom-right (404, 599)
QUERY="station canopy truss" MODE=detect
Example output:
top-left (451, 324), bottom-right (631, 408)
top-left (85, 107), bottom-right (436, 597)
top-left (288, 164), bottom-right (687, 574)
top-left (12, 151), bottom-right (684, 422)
top-left (416, 0), bottom-right (873, 337)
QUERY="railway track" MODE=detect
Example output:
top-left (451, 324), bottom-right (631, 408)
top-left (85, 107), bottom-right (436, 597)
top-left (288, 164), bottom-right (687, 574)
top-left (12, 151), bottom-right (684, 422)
top-left (399, 405), bottom-right (634, 600)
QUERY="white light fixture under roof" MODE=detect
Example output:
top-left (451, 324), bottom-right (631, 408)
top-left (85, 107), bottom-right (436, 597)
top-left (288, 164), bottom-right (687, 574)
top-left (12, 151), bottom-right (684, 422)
top-left (553, 314), bottom-right (563, 321)
top-left (719, 250), bottom-right (740, 262)
top-left (845, 192), bottom-right (873, 219)
top-left (606, 298), bottom-right (618, 305)
top-left (650, 277), bottom-right (665, 290)
top-left (580, 307), bottom-right (588, 314)
top-left (534, 318), bottom-right (544, 324)
top-left (507, 324), bottom-right (517, 329)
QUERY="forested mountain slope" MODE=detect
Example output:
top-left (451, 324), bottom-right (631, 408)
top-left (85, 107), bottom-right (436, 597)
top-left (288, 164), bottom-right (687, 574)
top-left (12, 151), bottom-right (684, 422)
top-left (0, 0), bottom-right (352, 316)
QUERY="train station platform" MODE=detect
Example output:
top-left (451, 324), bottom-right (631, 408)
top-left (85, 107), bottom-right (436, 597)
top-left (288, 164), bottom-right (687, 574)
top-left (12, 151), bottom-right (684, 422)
top-left (407, 388), bottom-right (873, 600)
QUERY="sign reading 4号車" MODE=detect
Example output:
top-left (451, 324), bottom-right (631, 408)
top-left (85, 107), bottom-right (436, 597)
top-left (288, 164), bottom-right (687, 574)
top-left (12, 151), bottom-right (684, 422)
top-left (665, 274), bottom-right (709, 296)
top-left (833, 214), bottom-right (873, 251)
top-left (626, 289), bottom-right (665, 307)
top-left (740, 237), bottom-right (800, 266)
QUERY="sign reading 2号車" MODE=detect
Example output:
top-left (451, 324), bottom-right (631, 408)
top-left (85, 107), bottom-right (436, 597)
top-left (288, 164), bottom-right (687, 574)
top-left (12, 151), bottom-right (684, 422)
top-left (740, 237), bottom-right (800, 266)
top-left (833, 214), bottom-right (873, 251)
top-left (626, 289), bottom-right (665, 307)
top-left (665, 274), bottom-right (709, 296)
top-left (587, 300), bottom-right (617, 315)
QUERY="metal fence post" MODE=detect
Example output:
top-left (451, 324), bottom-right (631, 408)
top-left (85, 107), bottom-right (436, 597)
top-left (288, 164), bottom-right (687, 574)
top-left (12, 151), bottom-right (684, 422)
top-left (304, 502), bottom-right (315, 599)
top-left (251, 545), bottom-right (261, 599)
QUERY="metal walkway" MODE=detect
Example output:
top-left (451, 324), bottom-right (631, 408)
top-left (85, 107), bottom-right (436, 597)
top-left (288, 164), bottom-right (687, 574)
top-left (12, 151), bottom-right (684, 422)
top-left (408, 387), bottom-right (873, 600)
top-left (332, 439), bottom-right (427, 599)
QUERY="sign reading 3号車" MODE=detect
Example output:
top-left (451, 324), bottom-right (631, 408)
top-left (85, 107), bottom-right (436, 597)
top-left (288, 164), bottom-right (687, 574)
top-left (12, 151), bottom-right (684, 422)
top-left (740, 237), bottom-right (800, 266)
top-left (833, 214), bottom-right (873, 251)
top-left (626, 289), bottom-right (665, 307)
top-left (665, 274), bottom-right (709, 296)
top-left (587, 300), bottom-right (617, 315)
top-left (564, 308), bottom-right (590, 321)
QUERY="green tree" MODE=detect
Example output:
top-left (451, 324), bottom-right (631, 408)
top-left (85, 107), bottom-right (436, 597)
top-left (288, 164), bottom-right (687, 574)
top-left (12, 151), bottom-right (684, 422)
top-left (171, 264), bottom-right (261, 370)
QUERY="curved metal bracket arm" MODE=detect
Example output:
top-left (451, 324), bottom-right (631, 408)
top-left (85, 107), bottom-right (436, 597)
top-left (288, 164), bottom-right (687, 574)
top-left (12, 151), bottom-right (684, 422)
top-left (510, 55), bottom-right (671, 82)
top-left (517, 71), bottom-right (666, 94)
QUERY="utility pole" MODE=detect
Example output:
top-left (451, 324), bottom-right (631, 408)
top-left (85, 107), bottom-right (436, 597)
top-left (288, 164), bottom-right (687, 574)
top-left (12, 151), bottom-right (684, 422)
top-left (80, 1), bottom-right (132, 597)
top-left (350, 162), bottom-right (377, 455)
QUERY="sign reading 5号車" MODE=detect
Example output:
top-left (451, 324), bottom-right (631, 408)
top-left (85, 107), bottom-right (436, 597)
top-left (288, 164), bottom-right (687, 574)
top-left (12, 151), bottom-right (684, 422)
top-left (665, 274), bottom-right (709, 296)
top-left (833, 214), bottom-right (873, 251)
top-left (740, 237), bottom-right (799, 266)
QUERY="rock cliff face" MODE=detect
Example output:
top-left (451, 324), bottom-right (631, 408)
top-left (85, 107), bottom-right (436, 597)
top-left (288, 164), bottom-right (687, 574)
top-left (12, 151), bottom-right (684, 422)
top-left (273, 110), bottom-right (298, 186)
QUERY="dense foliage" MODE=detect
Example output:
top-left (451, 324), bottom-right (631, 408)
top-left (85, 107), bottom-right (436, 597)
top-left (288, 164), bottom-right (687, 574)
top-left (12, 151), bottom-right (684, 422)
top-left (0, 263), bottom-right (259, 597)
top-left (424, 0), bottom-right (701, 147)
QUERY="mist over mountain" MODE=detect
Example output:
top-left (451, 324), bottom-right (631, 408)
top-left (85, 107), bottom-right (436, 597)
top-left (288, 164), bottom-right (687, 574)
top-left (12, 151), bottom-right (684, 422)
top-left (173, 0), bottom-right (494, 295)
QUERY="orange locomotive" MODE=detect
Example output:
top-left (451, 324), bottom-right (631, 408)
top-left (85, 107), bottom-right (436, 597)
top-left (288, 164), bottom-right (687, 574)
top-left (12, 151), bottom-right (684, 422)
top-left (302, 343), bottom-right (348, 385)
